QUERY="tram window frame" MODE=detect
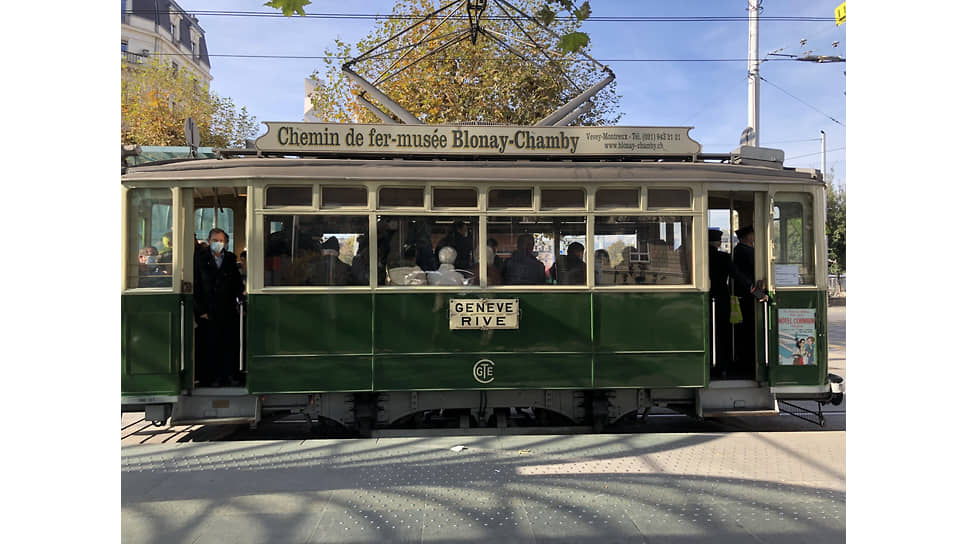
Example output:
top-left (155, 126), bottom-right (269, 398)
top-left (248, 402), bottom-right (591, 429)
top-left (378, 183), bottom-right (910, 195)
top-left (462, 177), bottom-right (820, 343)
top-left (125, 187), bottom-right (174, 290)
top-left (646, 188), bottom-right (692, 210)
top-left (539, 188), bottom-right (587, 210)
top-left (485, 215), bottom-right (588, 287)
top-left (595, 187), bottom-right (642, 210)
top-left (262, 214), bottom-right (369, 287)
top-left (591, 215), bottom-right (694, 287)
top-left (265, 186), bottom-right (314, 209)
top-left (432, 187), bottom-right (479, 209)
top-left (487, 188), bottom-right (535, 210)
top-left (320, 186), bottom-right (368, 209)
top-left (378, 186), bottom-right (427, 209)
top-left (376, 215), bottom-right (481, 288)
top-left (772, 192), bottom-right (816, 287)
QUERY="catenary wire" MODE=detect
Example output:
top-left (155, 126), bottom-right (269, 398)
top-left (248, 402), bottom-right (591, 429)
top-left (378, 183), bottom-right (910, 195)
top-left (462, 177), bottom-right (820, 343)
top-left (760, 76), bottom-right (844, 126)
top-left (131, 10), bottom-right (836, 23)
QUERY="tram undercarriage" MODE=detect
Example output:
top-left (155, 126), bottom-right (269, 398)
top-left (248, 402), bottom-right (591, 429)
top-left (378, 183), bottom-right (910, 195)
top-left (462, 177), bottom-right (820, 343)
top-left (133, 376), bottom-right (843, 433)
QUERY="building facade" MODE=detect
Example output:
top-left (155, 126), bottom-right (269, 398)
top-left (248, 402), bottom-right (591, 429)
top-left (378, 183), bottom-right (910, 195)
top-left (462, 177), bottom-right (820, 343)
top-left (122, 0), bottom-right (212, 83)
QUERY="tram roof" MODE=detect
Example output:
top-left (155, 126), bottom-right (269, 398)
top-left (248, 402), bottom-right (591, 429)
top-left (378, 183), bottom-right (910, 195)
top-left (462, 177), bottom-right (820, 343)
top-left (121, 154), bottom-right (822, 186)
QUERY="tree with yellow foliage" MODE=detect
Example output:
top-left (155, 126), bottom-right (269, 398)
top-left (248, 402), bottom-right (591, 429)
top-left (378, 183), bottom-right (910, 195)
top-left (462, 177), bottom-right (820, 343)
top-left (122, 58), bottom-right (258, 148)
top-left (305, 0), bottom-right (620, 125)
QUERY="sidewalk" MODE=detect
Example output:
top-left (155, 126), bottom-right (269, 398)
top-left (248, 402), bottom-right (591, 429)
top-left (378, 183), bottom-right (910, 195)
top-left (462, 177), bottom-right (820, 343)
top-left (123, 432), bottom-right (845, 543)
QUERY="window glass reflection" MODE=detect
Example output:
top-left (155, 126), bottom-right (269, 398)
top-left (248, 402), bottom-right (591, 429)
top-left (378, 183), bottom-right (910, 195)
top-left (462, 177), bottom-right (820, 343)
top-left (127, 188), bottom-right (173, 288)
top-left (264, 215), bottom-right (368, 286)
top-left (593, 216), bottom-right (692, 285)
top-left (377, 216), bottom-right (479, 286)
top-left (486, 216), bottom-right (586, 286)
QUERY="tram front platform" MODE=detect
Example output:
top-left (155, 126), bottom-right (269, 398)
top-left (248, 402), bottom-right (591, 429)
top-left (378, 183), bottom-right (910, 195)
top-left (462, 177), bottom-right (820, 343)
top-left (122, 431), bottom-right (845, 543)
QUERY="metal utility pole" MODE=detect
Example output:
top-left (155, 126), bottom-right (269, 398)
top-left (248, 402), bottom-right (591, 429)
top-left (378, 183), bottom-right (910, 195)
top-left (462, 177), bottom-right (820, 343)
top-left (747, 0), bottom-right (761, 147)
top-left (821, 130), bottom-right (827, 182)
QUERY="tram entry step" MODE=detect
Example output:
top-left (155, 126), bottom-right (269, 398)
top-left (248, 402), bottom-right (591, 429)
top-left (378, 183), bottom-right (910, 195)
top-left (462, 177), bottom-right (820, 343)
top-left (170, 392), bottom-right (259, 426)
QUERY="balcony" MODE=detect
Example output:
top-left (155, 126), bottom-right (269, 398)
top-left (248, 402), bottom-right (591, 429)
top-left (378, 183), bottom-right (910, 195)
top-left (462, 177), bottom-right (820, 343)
top-left (122, 50), bottom-right (148, 64)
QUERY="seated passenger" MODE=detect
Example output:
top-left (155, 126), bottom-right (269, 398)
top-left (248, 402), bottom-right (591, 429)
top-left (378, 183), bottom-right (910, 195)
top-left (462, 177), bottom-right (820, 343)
top-left (594, 249), bottom-right (611, 284)
top-left (137, 245), bottom-right (169, 287)
top-left (436, 220), bottom-right (474, 271)
top-left (388, 244), bottom-right (427, 285)
top-left (504, 234), bottom-right (547, 285)
top-left (351, 234), bottom-right (369, 286)
top-left (551, 242), bottom-right (586, 285)
top-left (309, 236), bottom-right (352, 285)
top-left (427, 246), bottom-right (467, 286)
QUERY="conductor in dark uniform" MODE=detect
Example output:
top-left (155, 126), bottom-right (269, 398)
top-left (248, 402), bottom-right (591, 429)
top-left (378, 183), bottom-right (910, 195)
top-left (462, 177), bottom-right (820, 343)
top-left (732, 225), bottom-right (766, 375)
top-left (708, 229), bottom-right (734, 376)
top-left (194, 228), bottom-right (244, 387)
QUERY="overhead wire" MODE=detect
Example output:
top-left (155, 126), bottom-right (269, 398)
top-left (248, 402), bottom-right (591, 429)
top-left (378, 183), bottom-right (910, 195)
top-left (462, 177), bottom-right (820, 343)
top-left (759, 76), bottom-right (844, 126)
top-left (132, 10), bottom-right (837, 23)
top-left (151, 52), bottom-right (805, 63)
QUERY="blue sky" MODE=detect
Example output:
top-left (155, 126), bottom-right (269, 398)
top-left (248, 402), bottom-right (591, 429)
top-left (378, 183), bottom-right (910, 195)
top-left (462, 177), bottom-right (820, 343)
top-left (176, 0), bottom-right (847, 185)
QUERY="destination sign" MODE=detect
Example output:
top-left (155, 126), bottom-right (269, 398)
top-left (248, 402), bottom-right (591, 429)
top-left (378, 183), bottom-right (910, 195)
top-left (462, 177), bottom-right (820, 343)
top-left (255, 122), bottom-right (701, 157)
top-left (449, 299), bottom-right (520, 330)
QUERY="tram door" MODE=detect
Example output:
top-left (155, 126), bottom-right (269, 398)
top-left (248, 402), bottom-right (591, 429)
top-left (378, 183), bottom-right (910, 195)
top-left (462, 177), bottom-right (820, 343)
top-left (767, 190), bottom-right (827, 387)
top-left (122, 187), bottom-right (193, 397)
top-left (707, 190), bottom-right (771, 381)
top-left (190, 187), bottom-right (248, 388)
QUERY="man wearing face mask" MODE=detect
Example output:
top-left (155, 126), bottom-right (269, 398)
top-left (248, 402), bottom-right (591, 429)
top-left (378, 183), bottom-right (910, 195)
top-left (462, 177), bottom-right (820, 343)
top-left (194, 228), bottom-right (244, 387)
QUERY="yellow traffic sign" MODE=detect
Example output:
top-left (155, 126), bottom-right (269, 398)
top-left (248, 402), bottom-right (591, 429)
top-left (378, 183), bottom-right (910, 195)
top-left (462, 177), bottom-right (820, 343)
top-left (835, 2), bottom-right (846, 26)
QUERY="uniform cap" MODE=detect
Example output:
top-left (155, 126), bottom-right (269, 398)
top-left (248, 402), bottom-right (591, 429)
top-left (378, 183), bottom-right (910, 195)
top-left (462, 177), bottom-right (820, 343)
top-left (708, 228), bottom-right (723, 241)
top-left (735, 226), bottom-right (754, 238)
top-left (322, 236), bottom-right (339, 251)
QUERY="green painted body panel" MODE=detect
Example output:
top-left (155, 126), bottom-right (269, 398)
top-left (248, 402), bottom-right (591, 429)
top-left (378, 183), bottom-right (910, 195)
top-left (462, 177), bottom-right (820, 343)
top-left (374, 292), bottom-right (592, 353)
top-left (247, 294), bottom-right (373, 392)
top-left (593, 292), bottom-right (707, 351)
top-left (375, 353), bottom-right (592, 390)
top-left (594, 353), bottom-right (706, 388)
top-left (248, 355), bottom-right (372, 393)
top-left (593, 292), bottom-right (708, 388)
top-left (245, 291), bottom-right (708, 392)
top-left (121, 293), bottom-right (187, 397)
top-left (769, 290), bottom-right (828, 387)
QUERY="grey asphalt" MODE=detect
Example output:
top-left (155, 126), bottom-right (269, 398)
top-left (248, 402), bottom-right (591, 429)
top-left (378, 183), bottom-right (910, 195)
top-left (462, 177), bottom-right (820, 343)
top-left (123, 431), bottom-right (845, 543)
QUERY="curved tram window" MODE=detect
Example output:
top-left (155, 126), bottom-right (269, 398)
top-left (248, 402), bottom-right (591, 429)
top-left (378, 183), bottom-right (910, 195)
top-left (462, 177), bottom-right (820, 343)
top-left (127, 188), bottom-right (173, 289)
top-left (264, 215), bottom-right (368, 286)
top-left (593, 216), bottom-right (693, 286)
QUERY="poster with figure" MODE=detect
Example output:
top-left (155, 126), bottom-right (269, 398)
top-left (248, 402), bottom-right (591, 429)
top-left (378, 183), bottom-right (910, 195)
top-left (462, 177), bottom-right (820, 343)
top-left (778, 308), bottom-right (817, 365)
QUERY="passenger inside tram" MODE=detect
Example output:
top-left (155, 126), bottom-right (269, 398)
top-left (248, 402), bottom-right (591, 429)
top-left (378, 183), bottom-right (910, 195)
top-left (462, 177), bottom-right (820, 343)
top-left (550, 242), bottom-right (586, 285)
top-left (504, 234), bottom-right (548, 285)
top-left (308, 236), bottom-right (353, 285)
top-left (427, 246), bottom-right (467, 286)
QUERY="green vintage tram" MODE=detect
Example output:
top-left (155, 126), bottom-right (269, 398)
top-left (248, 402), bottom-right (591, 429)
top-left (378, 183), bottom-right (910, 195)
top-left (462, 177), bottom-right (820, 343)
top-left (121, 122), bottom-right (842, 432)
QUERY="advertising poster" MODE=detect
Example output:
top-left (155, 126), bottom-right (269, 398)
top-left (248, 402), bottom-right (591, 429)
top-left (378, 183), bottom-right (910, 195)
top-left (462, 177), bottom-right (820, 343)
top-left (778, 308), bottom-right (817, 365)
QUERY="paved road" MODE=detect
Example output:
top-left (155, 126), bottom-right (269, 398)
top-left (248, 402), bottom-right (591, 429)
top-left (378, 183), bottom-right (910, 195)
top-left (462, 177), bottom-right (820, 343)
top-left (123, 431), bottom-right (845, 544)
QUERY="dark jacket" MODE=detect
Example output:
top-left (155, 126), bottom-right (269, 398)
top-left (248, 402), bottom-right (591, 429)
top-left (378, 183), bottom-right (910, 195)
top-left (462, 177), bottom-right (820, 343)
top-left (551, 255), bottom-right (586, 285)
top-left (194, 249), bottom-right (243, 319)
top-left (309, 255), bottom-right (353, 285)
top-left (732, 242), bottom-right (756, 295)
top-left (709, 246), bottom-right (751, 300)
top-left (504, 250), bottom-right (547, 285)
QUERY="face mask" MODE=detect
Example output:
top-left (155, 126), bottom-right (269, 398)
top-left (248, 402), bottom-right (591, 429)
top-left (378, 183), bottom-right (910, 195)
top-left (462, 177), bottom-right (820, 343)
top-left (145, 256), bottom-right (157, 265)
top-left (210, 241), bottom-right (225, 254)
